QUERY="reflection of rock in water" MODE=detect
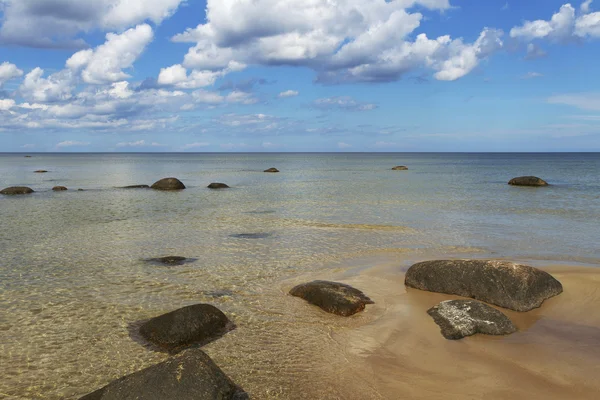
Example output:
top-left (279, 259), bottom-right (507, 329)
top-left (230, 233), bottom-right (272, 239)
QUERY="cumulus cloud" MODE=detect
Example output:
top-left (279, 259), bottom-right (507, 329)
top-left (510, 3), bottom-right (600, 42)
top-left (57, 140), bottom-right (90, 147)
top-left (313, 96), bottom-right (377, 111)
top-left (0, 62), bottom-right (23, 86)
top-left (169, 0), bottom-right (499, 83)
top-left (278, 90), bottom-right (298, 98)
top-left (524, 43), bottom-right (547, 60)
top-left (158, 61), bottom-right (245, 89)
top-left (19, 68), bottom-right (75, 102)
top-left (582, 0), bottom-right (594, 13)
top-left (0, 0), bottom-right (184, 48)
top-left (0, 98), bottom-right (16, 110)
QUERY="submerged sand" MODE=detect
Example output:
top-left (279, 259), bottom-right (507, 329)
top-left (242, 257), bottom-right (600, 400)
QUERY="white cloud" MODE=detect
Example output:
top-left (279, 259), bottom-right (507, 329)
top-left (337, 142), bottom-right (352, 149)
top-left (181, 142), bottom-right (210, 150)
top-left (57, 140), bottom-right (91, 148)
top-left (0, 62), bottom-right (23, 86)
top-left (19, 68), bottom-right (75, 102)
top-left (582, 0), bottom-right (593, 13)
top-left (158, 61), bottom-right (245, 89)
top-left (116, 140), bottom-right (165, 147)
top-left (520, 72), bottom-right (544, 79)
top-left (278, 90), bottom-right (298, 98)
top-left (0, 99), bottom-right (16, 110)
top-left (0, 0), bottom-right (184, 48)
top-left (575, 11), bottom-right (600, 37)
top-left (525, 43), bottom-right (547, 60)
top-left (169, 0), bottom-right (498, 83)
top-left (21, 144), bottom-right (36, 148)
top-left (548, 93), bottom-right (600, 111)
top-left (314, 96), bottom-right (377, 111)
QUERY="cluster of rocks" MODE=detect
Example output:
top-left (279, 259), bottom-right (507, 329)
top-left (405, 259), bottom-right (563, 339)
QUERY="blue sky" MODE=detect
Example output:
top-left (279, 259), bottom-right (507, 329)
top-left (1, 0), bottom-right (600, 152)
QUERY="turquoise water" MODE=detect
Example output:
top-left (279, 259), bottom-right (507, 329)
top-left (1, 152), bottom-right (599, 399)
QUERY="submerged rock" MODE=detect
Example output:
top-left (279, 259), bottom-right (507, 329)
top-left (427, 300), bottom-right (517, 340)
top-left (150, 178), bottom-right (185, 190)
top-left (34, 170), bottom-right (48, 173)
top-left (147, 256), bottom-right (189, 266)
top-left (207, 182), bottom-right (230, 189)
top-left (1, 186), bottom-right (34, 195)
top-left (264, 167), bottom-right (279, 173)
top-left (392, 166), bottom-right (408, 170)
top-left (120, 184), bottom-right (150, 189)
top-left (508, 176), bottom-right (548, 186)
top-left (230, 233), bottom-right (271, 239)
top-left (24, 155), bottom-right (32, 158)
top-left (78, 349), bottom-right (248, 400)
top-left (139, 304), bottom-right (232, 352)
top-left (290, 280), bottom-right (374, 316)
top-left (78, 188), bottom-right (85, 191)
top-left (52, 186), bottom-right (68, 191)
top-left (405, 259), bottom-right (563, 312)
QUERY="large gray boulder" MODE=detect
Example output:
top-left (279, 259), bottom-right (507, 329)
top-left (151, 178), bottom-right (185, 190)
top-left (508, 176), bottom-right (548, 186)
top-left (139, 304), bottom-right (232, 352)
top-left (405, 259), bottom-right (563, 312)
top-left (79, 349), bottom-right (248, 400)
top-left (427, 300), bottom-right (517, 340)
top-left (1, 186), bottom-right (34, 195)
top-left (290, 280), bottom-right (374, 316)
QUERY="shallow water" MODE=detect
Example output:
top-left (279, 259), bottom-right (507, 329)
top-left (1, 152), bottom-right (599, 399)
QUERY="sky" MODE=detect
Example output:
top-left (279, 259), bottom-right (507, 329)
top-left (1, 0), bottom-right (600, 152)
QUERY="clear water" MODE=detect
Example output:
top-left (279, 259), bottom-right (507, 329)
top-left (1, 152), bottom-right (599, 399)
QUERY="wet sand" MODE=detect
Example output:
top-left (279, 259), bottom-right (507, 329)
top-left (266, 256), bottom-right (600, 400)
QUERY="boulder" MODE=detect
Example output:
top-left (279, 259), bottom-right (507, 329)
top-left (147, 256), bottom-right (188, 266)
top-left (264, 168), bottom-right (279, 173)
top-left (34, 170), bottom-right (48, 173)
top-left (405, 260), bottom-right (563, 312)
top-left (52, 186), bottom-right (68, 191)
top-left (392, 166), bottom-right (408, 170)
top-left (78, 189), bottom-right (85, 191)
top-left (208, 183), bottom-right (230, 189)
top-left (120, 185), bottom-right (150, 189)
top-left (290, 280), bottom-right (374, 316)
top-left (78, 349), bottom-right (248, 400)
top-left (508, 176), bottom-right (548, 186)
top-left (139, 304), bottom-right (232, 352)
top-left (427, 300), bottom-right (517, 340)
top-left (24, 155), bottom-right (32, 158)
top-left (1, 186), bottom-right (34, 195)
top-left (150, 178), bottom-right (185, 191)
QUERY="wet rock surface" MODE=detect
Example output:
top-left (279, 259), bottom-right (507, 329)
top-left (151, 178), bottom-right (186, 190)
top-left (405, 259), bottom-right (563, 312)
top-left (34, 170), bottom-right (48, 173)
top-left (52, 186), bottom-right (68, 191)
top-left (392, 166), bottom-right (408, 170)
top-left (508, 176), bottom-right (548, 186)
top-left (230, 233), bottom-right (272, 239)
top-left (139, 304), bottom-right (232, 352)
top-left (427, 300), bottom-right (517, 340)
top-left (1, 186), bottom-right (34, 195)
top-left (208, 183), bottom-right (230, 189)
top-left (79, 349), bottom-right (248, 400)
top-left (264, 167), bottom-right (279, 173)
top-left (290, 280), bottom-right (374, 316)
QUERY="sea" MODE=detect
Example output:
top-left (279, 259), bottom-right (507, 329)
top-left (1, 152), bottom-right (599, 399)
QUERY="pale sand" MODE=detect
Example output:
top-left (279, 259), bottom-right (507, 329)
top-left (273, 256), bottom-right (600, 400)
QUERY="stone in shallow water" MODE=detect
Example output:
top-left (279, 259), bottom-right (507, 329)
top-left (392, 166), bottom-right (408, 170)
top-left (405, 259), bottom-right (563, 312)
top-left (290, 280), bottom-right (374, 316)
top-left (34, 170), bottom-right (48, 173)
top-left (120, 184), bottom-right (150, 189)
top-left (264, 167), bottom-right (279, 173)
top-left (1, 186), bottom-right (34, 195)
top-left (139, 304), bottom-right (232, 352)
top-left (207, 182), bottom-right (230, 189)
top-left (508, 176), bottom-right (548, 186)
top-left (147, 256), bottom-right (189, 266)
top-left (230, 233), bottom-right (272, 239)
top-left (427, 300), bottom-right (517, 340)
top-left (150, 177), bottom-right (186, 190)
top-left (78, 348), bottom-right (248, 400)
top-left (52, 186), bottom-right (68, 191)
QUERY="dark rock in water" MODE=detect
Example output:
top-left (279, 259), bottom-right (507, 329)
top-left (147, 256), bottom-right (189, 266)
top-left (264, 167), bottom-right (279, 173)
top-left (139, 304), bottom-right (232, 352)
top-left (1, 186), bottom-right (34, 195)
top-left (508, 176), bottom-right (548, 186)
top-left (427, 300), bottom-right (517, 340)
top-left (25, 155), bottom-right (32, 158)
top-left (151, 177), bottom-right (185, 190)
top-left (405, 259), bottom-right (563, 312)
top-left (244, 210), bottom-right (276, 214)
top-left (34, 170), bottom-right (48, 173)
top-left (392, 166), bottom-right (408, 170)
top-left (52, 186), bottom-right (68, 191)
top-left (208, 182), bottom-right (230, 189)
top-left (78, 349), bottom-right (248, 400)
top-left (120, 185), bottom-right (150, 189)
top-left (78, 189), bottom-right (85, 191)
top-left (230, 233), bottom-right (271, 239)
top-left (290, 280), bottom-right (374, 316)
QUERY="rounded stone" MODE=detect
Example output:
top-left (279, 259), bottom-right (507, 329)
top-left (1, 186), bottom-right (34, 195)
top-left (508, 176), bottom-right (548, 186)
top-left (150, 177), bottom-right (186, 190)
